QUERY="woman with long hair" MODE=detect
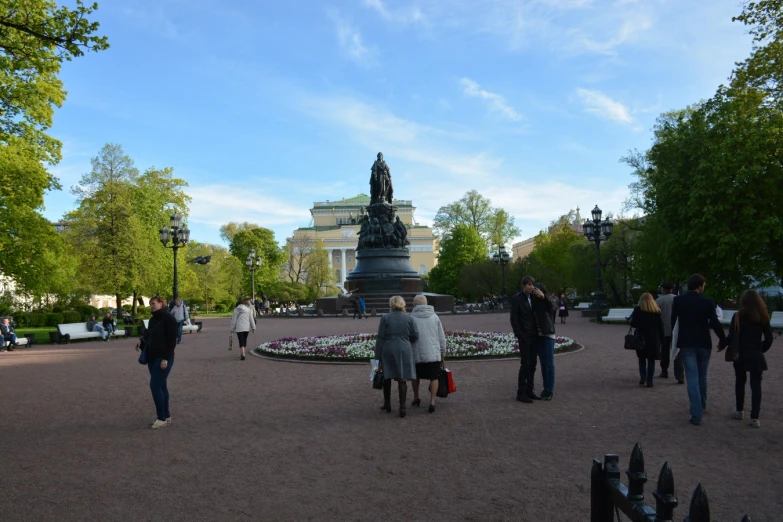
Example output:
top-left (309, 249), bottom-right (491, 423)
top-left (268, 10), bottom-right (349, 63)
top-left (375, 296), bottom-right (419, 418)
top-left (727, 290), bottom-right (774, 428)
top-left (630, 293), bottom-right (665, 387)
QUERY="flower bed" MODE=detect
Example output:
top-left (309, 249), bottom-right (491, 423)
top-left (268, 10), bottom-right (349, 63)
top-left (255, 331), bottom-right (576, 361)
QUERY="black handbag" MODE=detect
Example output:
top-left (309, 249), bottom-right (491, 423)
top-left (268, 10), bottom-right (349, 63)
top-left (372, 368), bottom-right (384, 389)
top-left (624, 325), bottom-right (645, 350)
top-left (137, 338), bottom-right (148, 364)
top-left (436, 369), bottom-right (449, 398)
top-left (725, 314), bottom-right (740, 362)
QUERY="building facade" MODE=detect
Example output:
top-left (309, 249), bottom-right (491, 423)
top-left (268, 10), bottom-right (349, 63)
top-left (287, 194), bottom-right (438, 287)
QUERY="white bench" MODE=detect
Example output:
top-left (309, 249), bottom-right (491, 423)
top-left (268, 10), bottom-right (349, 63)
top-left (603, 308), bottom-right (634, 323)
top-left (771, 311), bottom-right (783, 329)
top-left (718, 310), bottom-right (738, 325)
top-left (575, 302), bottom-right (590, 310)
top-left (57, 322), bottom-right (125, 343)
top-left (3, 336), bottom-right (29, 348)
top-left (142, 320), bottom-right (200, 334)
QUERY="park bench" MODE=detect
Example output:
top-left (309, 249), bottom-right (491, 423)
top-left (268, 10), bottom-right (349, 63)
top-left (57, 322), bottom-right (126, 343)
top-left (140, 320), bottom-right (200, 335)
top-left (771, 311), bottom-right (783, 329)
top-left (603, 308), bottom-right (634, 323)
top-left (3, 336), bottom-right (30, 349)
top-left (718, 309), bottom-right (738, 325)
top-left (574, 302), bottom-right (590, 310)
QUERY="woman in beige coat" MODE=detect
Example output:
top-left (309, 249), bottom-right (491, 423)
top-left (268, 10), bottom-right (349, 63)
top-left (409, 294), bottom-right (447, 413)
top-left (230, 298), bottom-right (256, 361)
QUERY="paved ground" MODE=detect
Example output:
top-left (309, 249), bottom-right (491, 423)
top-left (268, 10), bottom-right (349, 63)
top-left (2, 313), bottom-right (781, 521)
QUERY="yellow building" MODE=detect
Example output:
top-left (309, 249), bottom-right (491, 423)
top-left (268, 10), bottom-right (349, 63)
top-left (288, 194), bottom-right (438, 287)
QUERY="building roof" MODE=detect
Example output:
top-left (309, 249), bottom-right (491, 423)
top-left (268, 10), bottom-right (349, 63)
top-left (313, 193), bottom-right (413, 208)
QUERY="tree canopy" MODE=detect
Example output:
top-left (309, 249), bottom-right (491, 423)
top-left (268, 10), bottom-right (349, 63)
top-left (428, 224), bottom-right (488, 298)
top-left (433, 190), bottom-right (520, 247)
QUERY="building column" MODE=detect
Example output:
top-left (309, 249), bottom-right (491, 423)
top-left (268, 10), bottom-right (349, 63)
top-left (327, 248), bottom-right (333, 270)
top-left (340, 248), bottom-right (347, 284)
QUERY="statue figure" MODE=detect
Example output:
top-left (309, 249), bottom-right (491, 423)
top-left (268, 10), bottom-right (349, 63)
top-left (370, 152), bottom-right (393, 205)
top-left (357, 218), bottom-right (370, 249)
top-left (370, 218), bottom-right (382, 248)
top-left (393, 216), bottom-right (408, 246)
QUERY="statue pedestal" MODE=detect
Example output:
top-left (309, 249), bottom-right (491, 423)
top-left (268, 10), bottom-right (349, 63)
top-left (345, 248), bottom-right (422, 294)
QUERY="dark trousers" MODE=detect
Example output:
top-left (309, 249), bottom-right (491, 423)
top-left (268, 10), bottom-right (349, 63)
top-left (660, 336), bottom-right (684, 379)
top-left (638, 357), bottom-right (656, 385)
top-left (148, 355), bottom-right (174, 421)
top-left (176, 320), bottom-right (184, 343)
top-left (236, 331), bottom-right (249, 347)
top-left (735, 367), bottom-right (763, 419)
top-left (516, 335), bottom-right (536, 397)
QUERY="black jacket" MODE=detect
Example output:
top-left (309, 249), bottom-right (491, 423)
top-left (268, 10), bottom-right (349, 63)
top-left (630, 307), bottom-right (664, 360)
top-left (0, 323), bottom-right (15, 336)
top-left (143, 308), bottom-right (178, 361)
top-left (671, 291), bottom-right (726, 349)
top-left (533, 295), bottom-right (556, 336)
top-left (727, 312), bottom-right (773, 372)
top-left (510, 291), bottom-right (536, 339)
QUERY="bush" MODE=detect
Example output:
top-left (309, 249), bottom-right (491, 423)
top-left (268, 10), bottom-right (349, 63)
top-left (61, 311), bottom-right (81, 323)
top-left (71, 304), bottom-right (101, 321)
top-left (15, 312), bottom-right (46, 327)
top-left (215, 304), bottom-right (227, 313)
top-left (45, 313), bottom-right (65, 327)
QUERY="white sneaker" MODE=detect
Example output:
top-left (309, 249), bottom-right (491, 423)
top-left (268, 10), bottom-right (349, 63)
top-left (166, 417), bottom-right (171, 424)
top-left (733, 410), bottom-right (744, 420)
top-left (751, 419), bottom-right (761, 428)
top-left (151, 419), bottom-right (167, 429)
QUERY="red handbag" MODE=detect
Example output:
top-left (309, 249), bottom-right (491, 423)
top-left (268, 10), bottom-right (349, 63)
top-left (445, 368), bottom-right (456, 393)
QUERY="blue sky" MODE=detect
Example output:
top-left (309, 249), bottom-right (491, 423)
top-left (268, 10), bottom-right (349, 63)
top-left (45, 0), bottom-right (752, 247)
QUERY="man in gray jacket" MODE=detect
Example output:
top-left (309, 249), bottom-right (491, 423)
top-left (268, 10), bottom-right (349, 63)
top-left (655, 282), bottom-right (683, 383)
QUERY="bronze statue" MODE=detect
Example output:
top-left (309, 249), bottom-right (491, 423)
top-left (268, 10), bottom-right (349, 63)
top-left (370, 152), bottom-right (393, 205)
top-left (393, 216), bottom-right (409, 246)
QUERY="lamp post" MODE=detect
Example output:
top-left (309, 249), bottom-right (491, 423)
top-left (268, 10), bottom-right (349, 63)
top-left (582, 205), bottom-right (613, 311)
top-left (187, 256), bottom-right (211, 313)
top-left (159, 214), bottom-right (190, 302)
top-left (246, 249), bottom-right (262, 304)
top-left (492, 244), bottom-right (511, 300)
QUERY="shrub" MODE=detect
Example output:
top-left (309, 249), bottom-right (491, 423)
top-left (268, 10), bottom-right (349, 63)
top-left (61, 311), bottom-right (81, 323)
top-left (17, 312), bottom-right (46, 327)
top-left (71, 304), bottom-right (101, 321)
top-left (45, 313), bottom-right (65, 327)
top-left (215, 304), bottom-right (227, 313)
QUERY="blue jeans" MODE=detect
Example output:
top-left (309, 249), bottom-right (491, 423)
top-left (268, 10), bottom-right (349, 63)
top-left (148, 355), bottom-right (174, 421)
top-left (536, 336), bottom-right (556, 394)
top-left (176, 321), bottom-right (184, 343)
top-left (92, 324), bottom-right (106, 339)
top-left (680, 347), bottom-right (712, 421)
top-left (638, 357), bottom-right (656, 385)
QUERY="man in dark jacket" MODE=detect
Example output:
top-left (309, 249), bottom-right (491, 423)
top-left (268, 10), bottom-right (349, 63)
top-left (1, 317), bottom-right (18, 351)
top-left (671, 273), bottom-right (727, 425)
top-left (510, 276), bottom-right (545, 403)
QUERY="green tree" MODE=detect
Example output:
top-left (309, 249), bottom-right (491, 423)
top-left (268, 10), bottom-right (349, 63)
top-left (433, 190), bottom-right (520, 247)
top-left (1, 0), bottom-right (109, 163)
top-left (731, 0), bottom-right (783, 105)
top-left (302, 239), bottom-right (337, 299)
top-left (179, 242), bottom-right (241, 312)
top-left (428, 224), bottom-right (488, 298)
top-left (523, 223), bottom-right (582, 295)
top-left (226, 225), bottom-right (287, 298)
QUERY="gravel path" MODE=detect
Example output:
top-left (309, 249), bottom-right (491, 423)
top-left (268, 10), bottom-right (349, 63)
top-left (1, 314), bottom-right (780, 521)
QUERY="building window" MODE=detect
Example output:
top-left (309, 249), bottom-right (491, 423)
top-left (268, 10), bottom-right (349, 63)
top-left (348, 255), bottom-right (353, 263)
top-left (419, 265), bottom-right (427, 275)
top-left (335, 269), bottom-right (341, 281)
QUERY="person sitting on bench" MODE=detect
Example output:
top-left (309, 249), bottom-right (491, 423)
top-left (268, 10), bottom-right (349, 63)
top-left (87, 315), bottom-right (108, 341)
top-left (1, 317), bottom-right (18, 351)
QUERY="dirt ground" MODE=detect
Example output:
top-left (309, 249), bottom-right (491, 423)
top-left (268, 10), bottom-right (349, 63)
top-left (1, 313), bottom-right (781, 521)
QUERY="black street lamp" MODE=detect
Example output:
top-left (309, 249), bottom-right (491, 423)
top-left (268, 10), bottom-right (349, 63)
top-left (492, 244), bottom-right (511, 300)
top-left (159, 214), bottom-right (190, 302)
top-left (583, 205), bottom-right (613, 310)
top-left (246, 249), bottom-right (262, 304)
top-left (187, 255), bottom-right (211, 313)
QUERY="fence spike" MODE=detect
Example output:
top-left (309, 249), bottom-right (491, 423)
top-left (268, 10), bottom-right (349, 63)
top-left (684, 483), bottom-right (710, 522)
top-left (626, 443), bottom-right (647, 502)
top-left (652, 461), bottom-right (678, 521)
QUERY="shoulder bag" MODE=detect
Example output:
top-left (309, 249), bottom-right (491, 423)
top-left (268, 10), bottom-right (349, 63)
top-left (624, 325), bottom-right (645, 350)
top-left (725, 314), bottom-right (740, 362)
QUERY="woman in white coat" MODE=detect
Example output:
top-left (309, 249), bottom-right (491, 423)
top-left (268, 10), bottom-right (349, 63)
top-left (230, 298), bottom-right (256, 361)
top-left (409, 294), bottom-right (447, 413)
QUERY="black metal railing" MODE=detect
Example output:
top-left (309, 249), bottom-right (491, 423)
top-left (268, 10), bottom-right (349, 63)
top-left (591, 443), bottom-right (752, 521)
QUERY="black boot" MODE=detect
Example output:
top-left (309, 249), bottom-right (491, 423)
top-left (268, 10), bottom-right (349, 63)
top-left (398, 380), bottom-right (408, 418)
top-left (380, 379), bottom-right (391, 412)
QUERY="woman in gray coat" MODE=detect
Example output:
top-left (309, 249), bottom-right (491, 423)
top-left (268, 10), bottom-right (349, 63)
top-left (376, 295), bottom-right (419, 418)
top-left (409, 294), bottom-right (447, 413)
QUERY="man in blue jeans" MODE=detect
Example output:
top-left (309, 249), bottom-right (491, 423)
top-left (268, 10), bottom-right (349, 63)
top-left (671, 273), bottom-right (727, 425)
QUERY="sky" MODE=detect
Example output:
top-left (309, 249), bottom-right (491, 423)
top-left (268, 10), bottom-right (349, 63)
top-left (44, 0), bottom-right (753, 248)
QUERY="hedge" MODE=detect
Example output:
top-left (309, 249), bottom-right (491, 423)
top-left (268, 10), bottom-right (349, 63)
top-left (61, 311), bottom-right (81, 323)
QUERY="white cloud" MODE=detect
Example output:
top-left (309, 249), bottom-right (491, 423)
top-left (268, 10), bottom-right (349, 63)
top-left (460, 78), bottom-right (521, 121)
top-left (187, 185), bottom-right (310, 228)
top-left (328, 10), bottom-right (376, 65)
top-left (575, 88), bottom-right (633, 124)
top-left (363, 0), bottom-right (427, 24)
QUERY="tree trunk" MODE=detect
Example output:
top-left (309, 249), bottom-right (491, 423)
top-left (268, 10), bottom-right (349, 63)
top-left (131, 291), bottom-right (138, 316)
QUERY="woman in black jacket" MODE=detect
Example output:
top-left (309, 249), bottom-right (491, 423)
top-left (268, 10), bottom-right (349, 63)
top-left (533, 283), bottom-right (557, 400)
top-left (630, 293), bottom-right (665, 388)
top-left (135, 296), bottom-right (178, 429)
top-left (727, 290), bottom-right (774, 428)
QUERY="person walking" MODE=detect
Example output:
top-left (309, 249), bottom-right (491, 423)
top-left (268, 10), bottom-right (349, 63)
top-left (655, 282), bottom-right (684, 382)
top-left (375, 296), bottom-right (419, 418)
top-left (135, 296), bottom-right (178, 429)
top-left (727, 290), bottom-right (774, 428)
top-left (358, 295), bottom-right (367, 319)
top-left (534, 284), bottom-right (558, 400)
top-left (409, 294), bottom-right (447, 413)
top-left (510, 276), bottom-right (544, 403)
top-left (230, 298), bottom-right (256, 361)
top-left (630, 293), bottom-right (665, 388)
top-left (558, 294), bottom-right (569, 324)
top-left (352, 296), bottom-right (361, 319)
top-left (671, 273), bottom-right (728, 425)
top-left (171, 299), bottom-right (187, 344)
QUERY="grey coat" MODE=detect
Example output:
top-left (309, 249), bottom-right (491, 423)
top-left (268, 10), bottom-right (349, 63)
top-left (375, 310), bottom-right (419, 380)
top-left (410, 305), bottom-right (446, 363)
